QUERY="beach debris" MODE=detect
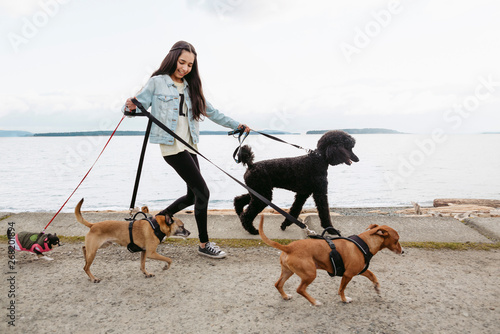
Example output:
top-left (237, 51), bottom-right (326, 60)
top-left (367, 209), bottom-right (389, 215)
top-left (396, 199), bottom-right (500, 219)
top-left (412, 202), bottom-right (422, 215)
top-left (433, 198), bottom-right (500, 208)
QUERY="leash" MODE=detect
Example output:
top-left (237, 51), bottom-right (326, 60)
top-left (129, 98), bottom-right (316, 233)
top-left (128, 118), bottom-right (153, 213)
top-left (251, 129), bottom-right (312, 153)
top-left (42, 115), bottom-right (126, 233)
top-left (229, 128), bottom-right (249, 163)
top-left (228, 128), bottom-right (313, 164)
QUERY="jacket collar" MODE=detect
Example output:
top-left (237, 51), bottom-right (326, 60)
top-left (162, 74), bottom-right (189, 88)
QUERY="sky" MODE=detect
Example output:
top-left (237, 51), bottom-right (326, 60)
top-left (1, 0), bottom-right (499, 134)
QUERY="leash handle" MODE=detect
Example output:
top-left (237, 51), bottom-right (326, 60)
top-left (230, 128), bottom-right (250, 163)
top-left (228, 128), bottom-right (243, 136)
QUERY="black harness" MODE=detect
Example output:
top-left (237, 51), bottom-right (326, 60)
top-left (127, 212), bottom-right (167, 253)
top-left (310, 229), bottom-right (373, 277)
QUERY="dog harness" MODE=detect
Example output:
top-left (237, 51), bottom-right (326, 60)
top-left (127, 213), bottom-right (167, 253)
top-left (311, 234), bottom-right (373, 277)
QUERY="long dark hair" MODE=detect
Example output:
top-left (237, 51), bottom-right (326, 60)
top-left (151, 41), bottom-right (206, 121)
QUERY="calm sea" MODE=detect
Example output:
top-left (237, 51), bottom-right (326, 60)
top-left (1, 134), bottom-right (499, 213)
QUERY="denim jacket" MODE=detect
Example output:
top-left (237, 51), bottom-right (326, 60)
top-left (123, 75), bottom-right (240, 145)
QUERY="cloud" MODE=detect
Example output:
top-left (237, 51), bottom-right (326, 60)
top-left (0, 0), bottom-right (41, 16)
top-left (1, 96), bottom-right (30, 116)
top-left (184, 0), bottom-right (298, 22)
top-left (0, 92), bottom-right (117, 117)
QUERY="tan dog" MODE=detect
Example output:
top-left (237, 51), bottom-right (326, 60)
top-left (259, 216), bottom-right (403, 306)
top-left (75, 198), bottom-right (190, 283)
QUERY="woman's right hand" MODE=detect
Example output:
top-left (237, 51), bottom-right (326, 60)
top-left (125, 98), bottom-right (137, 111)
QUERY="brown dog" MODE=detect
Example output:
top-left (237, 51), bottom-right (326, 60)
top-left (259, 216), bottom-right (403, 306)
top-left (75, 198), bottom-right (190, 283)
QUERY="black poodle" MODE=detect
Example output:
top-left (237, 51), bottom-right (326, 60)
top-left (234, 130), bottom-right (359, 235)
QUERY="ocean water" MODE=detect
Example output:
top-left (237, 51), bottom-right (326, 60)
top-left (1, 134), bottom-right (499, 213)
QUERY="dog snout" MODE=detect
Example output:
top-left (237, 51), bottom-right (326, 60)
top-left (350, 152), bottom-right (359, 163)
top-left (176, 226), bottom-right (191, 238)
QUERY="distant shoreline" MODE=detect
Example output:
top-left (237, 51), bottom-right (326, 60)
top-left (2, 128), bottom-right (403, 137)
top-left (1, 128), bottom-right (499, 137)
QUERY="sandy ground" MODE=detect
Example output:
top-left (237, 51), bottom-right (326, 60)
top-left (1, 241), bottom-right (499, 334)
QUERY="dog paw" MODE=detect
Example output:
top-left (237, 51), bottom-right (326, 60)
top-left (163, 264), bottom-right (171, 271)
top-left (283, 294), bottom-right (292, 300)
top-left (92, 278), bottom-right (101, 283)
top-left (248, 228), bottom-right (259, 235)
top-left (144, 273), bottom-right (155, 278)
top-left (41, 256), bottom-right (54, 261)
top-left (342, 297), bottom-right (353, 303)
top-left (313, 300), bottom-right (322, 306)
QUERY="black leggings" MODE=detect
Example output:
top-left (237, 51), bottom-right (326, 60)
top-left (159, 151), bottom-right (210, 243)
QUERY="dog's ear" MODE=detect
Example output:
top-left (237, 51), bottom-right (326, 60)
top-left (366, 224), bottom-right (379, 230)
top-left (324, 146), bottom-right (341, 164)
top-left (141, 206), bottom-right (150, 214)
top-left (164, 215), bottom-right (174, 226)
top-left (156, 215), bottom-right (165, 225)
top-left (375, 228), bottom-right (389, 237)
top-left (156, 215), bottom-right (173, 226)
top-left (325, 146), bottom-right (352, 165)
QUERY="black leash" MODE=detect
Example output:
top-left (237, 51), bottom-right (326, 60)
top-left (228, 128), bottom-right (312, 164)
top-left (229, 128), bottom-right (249, 163)
top-left (252, 129), bottom-right (312, 152)
top-left (128, 98), bottom-right (313, 232)
top-left (128, 119), bottom-right (152, 212)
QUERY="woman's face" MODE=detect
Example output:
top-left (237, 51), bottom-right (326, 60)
top-left (172, 50), bottom-right (195, 82)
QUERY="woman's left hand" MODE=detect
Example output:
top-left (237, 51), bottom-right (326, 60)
top-left (238, 124), bottom-right (251, 133)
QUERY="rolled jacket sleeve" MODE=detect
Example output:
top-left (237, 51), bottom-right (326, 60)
top-left (122, 77), bottom-right (156, 113)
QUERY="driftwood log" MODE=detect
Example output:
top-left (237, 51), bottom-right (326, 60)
top-left (433, 198), bottom-right (500, 208)
top-left (397, 201), bottom-right (500, 218)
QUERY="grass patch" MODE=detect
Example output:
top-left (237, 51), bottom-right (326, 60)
top-left (401, 241), bottom-right (500, 251)
top-left (60, 236), bottom-right (85, 243)
top-left (1, 235), bottom-right (499, 250)
top-left (158, 238), bottom-right (294, 248)
top-left (55, 237), bottom-right (295, 248)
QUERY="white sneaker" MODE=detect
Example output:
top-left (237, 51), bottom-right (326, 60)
top-left (198, 242), bottom-right (227, 259)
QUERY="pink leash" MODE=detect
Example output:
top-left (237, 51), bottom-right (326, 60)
top-left (42, 115), bottom-right (126, 233)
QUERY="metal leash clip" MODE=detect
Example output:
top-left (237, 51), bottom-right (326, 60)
top-left (304, 224), bottom-right (318, 236)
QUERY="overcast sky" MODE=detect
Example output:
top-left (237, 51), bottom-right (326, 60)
top-left (1, 0), bottom-right (499, 134)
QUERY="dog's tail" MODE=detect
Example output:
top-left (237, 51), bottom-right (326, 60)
top-left (239, 145), bottom-right (255, 168)
top-left (259, 215), bottom-right (289, 253)
top-left (75, 198), bottom-right (93, 228)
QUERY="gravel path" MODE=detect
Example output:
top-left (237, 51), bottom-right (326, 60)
top-left (2, 242), bottom-right (499, 334)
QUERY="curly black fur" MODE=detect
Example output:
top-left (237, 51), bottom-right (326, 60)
top-left (234, 130), bottom-right (359, 235)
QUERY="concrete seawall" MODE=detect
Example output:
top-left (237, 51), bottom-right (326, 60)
top-left (2, 211), bottom-right (498, 243)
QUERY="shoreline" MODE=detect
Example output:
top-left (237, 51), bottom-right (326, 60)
top-left (2, 206), bottom-right (500, 243)
top-left (0, 206), bottom-right (414, 216)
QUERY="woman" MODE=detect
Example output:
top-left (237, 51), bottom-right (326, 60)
top-left (124, 41), bottom-right (249, 259)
